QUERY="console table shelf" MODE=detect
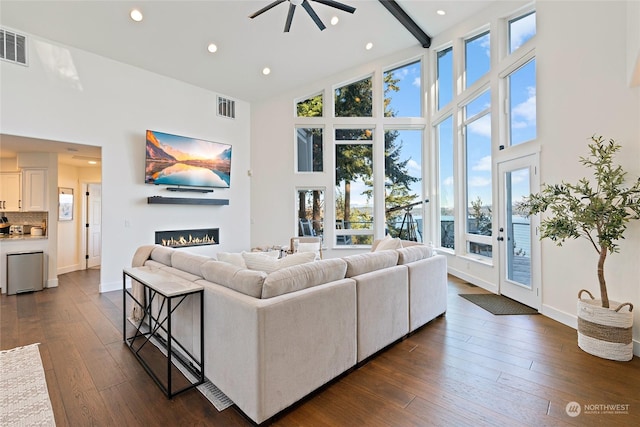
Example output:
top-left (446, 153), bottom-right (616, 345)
top-left (147, 196), bottom-right (229, 206)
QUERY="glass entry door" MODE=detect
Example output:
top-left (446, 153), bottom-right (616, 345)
top-left (497, 154), bottom-right (540, 310)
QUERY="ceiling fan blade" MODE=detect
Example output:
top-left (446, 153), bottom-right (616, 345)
top-left (312, 0), bottom-right (356, 14)
top-left (302, 0), bottom-right (326, 30)
top-left (249, 0), bottom-right (287, 19)
top-left (284, 3), bottom-right (296, 32)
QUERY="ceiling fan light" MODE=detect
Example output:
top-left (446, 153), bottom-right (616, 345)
top-left (365, 42), bottom-right (373, 50)
top-left (290, 0), bottom-right (303, 6)
top-left (331, 16), bottom-right (339, 26)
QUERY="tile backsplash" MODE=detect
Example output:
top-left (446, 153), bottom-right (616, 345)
top-left (1, 211), bottom-right (48, 228)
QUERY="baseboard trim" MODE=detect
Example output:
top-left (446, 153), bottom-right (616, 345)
top-left (46, 278), bottom-right (58, 288)
top-left (543, 304), bottom-right (639, 357)
top-left (100, 280), bottom-right (120, 293)
top-left (447, 268), bottom-right (498, 294)
top-left (57, 264), bottom-right (81, 275)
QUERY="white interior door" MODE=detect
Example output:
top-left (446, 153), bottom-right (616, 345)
top-left (497, 154), bottom-right (540, 309)
top-left (86, 183), bottom-right (102, 268)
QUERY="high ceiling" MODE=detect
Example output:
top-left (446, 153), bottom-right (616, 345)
top-left (0, 0), bottom-right (493, 163)
top-left (0, 0), bottom-right (494, 103)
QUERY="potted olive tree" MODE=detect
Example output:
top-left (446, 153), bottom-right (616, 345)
top-left (526, 135), bottom-right (640, 361)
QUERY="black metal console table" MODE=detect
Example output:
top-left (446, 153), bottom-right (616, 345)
top-left (123, 266), bottom-right (204, 398)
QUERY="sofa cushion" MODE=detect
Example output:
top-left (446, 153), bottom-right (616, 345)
top-left (397, 245), bottom-right (433, 265)
top-left (150, 246), bottom-right (174, 266)
top-left (201, 260), bottom-right (267, 298)
top-left (343, 250), bottom-right (399, 278)
top-left (216, 252), bottom-right (247, 268)
top-left (243, 251), bottom-right (316, 274)
top-left (261, 258), bottom-right (348, 299)
top-left (171, 251), bottom-right (210, 278)
top-left (372, 235), bottom-right (402, 252)
top-left (143, 259), bottom-right (168, 270)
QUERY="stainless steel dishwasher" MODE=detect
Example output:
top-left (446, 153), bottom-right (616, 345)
top-left (7, 250), bottom-right (44, 295)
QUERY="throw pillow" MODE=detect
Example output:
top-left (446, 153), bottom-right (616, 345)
top-left (242, 251), bottom-right (316, 273)
top-left (374, 235), bottom-right (402, 251)
top-left (297, 242), bottom-right (321, 260)
top-left (217, 252), bottom-right (247, 268)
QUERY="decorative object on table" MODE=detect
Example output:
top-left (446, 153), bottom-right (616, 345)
top-left (0, 343), bottom-right (56, 426)
top-left (525, 135), bottom-right (640, 361)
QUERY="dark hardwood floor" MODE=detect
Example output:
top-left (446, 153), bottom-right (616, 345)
top-left (2, 269), bottom-right (639, 426)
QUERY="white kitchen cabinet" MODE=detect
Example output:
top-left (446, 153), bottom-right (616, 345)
top-left (0, 172), bottom-right (22, 211)
top-left (22, 169), bottom-right (48, 211)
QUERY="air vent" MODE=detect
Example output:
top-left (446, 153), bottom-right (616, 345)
top-left (217, 96), bottom-right (235, 119)
top-left (0, 28), bottom-right (27, 66)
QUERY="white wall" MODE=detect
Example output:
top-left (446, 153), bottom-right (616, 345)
top-left (1, 33), bottom-right (252, 292)
top-left (536, 1), bottom-right (640, 351)
top-left (57, 163), bottom-right (81, 274)
top-left (252, 1), bottom-right (640, 354)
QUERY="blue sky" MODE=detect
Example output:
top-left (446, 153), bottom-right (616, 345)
top-left (342, 12), bottom-right (536, 212)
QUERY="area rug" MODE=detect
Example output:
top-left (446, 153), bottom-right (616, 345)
top-left (0, 343), bottom-right (56, 426)
top-left (459, 293), bottom-right (539, 315)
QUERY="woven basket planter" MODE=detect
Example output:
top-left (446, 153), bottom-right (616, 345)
top-left (577, 290), bottom-right (634, 361)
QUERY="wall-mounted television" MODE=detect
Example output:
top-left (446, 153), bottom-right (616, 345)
top-left (145, 130), bottom-right (232, 189)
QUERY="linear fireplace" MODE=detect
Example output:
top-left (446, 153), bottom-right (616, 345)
top-left (155, 228), bottom-right (219, 248)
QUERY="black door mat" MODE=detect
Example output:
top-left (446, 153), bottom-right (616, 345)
top-left (459, 293), bottom-right (539, 315)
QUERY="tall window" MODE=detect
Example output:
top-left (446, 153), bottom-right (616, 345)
top-left (437, 116), bottom-right (454, 249)
top-left (335, 129), bottom-right (374, 246)
top-left (465, 31), bottom-right (490, 88)
top-left (464, 90), bottom-right (492, 258)
top-left (335, 77), bottom-right (373, 117)
top-left (509, 11), bottom-right (536, 54)
top-left (384, 129), bottom-right (423, 242)
top-left (437, 47), bottom-right (453, 110)
top-left (296, 128), bottom-right (323, 172)
top-left (508, 59), bottom-right (536, 146)
top-left (383, 60), bottom-right (421, 117)
top-left (296, 188), bottom-right (325, 239)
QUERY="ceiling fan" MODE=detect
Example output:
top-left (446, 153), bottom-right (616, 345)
top-left (249, 0), bottom-right (356, 32)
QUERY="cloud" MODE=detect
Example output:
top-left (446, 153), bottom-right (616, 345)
top-left (468, 114), bottom-right (491, 137)
top-left (472, 155), bottom-right (492, 172)
top-left (469, 176), bottom-right (492, 187)
top-left (413, 77), bottom-right (421, 88)
top-left (442, 176), bottom-right (454, 186)
top-left (406, 158), bottom-right (421, 175)
top-left (513, 86), bottom-right (536, 123)
top-left (510, 14), bottom-right (536, 51)
top-left (510, 168), bottom-right (529, 185)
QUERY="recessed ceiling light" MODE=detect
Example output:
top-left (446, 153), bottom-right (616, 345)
top-left (365, 42), bottom-right (373, 50)
top-left (436, 10), bottom-right (446, 16)
top-left (331, 16), bottom-right (339, 26)
top-left (130, 9), bottom-right (143, 22)
top-left (262, 67), bottom-right (271, 75)
top-left (207, 43), bottom-right (218, 53)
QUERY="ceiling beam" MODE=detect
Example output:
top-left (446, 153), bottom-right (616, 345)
top-left (378, 0), bottom-right (431, 48)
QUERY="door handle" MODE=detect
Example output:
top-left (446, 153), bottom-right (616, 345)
top-left (497, 236), bottom-right (504, 241)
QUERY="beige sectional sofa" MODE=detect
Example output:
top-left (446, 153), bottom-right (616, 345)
top-left (129, 242), bottom-right (447, 424)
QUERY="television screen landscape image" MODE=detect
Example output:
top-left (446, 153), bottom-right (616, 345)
top-left (145, 130), bottom-right (232, 188)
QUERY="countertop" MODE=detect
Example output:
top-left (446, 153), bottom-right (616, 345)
top-left (0, 234), bottom-right (48, 241)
